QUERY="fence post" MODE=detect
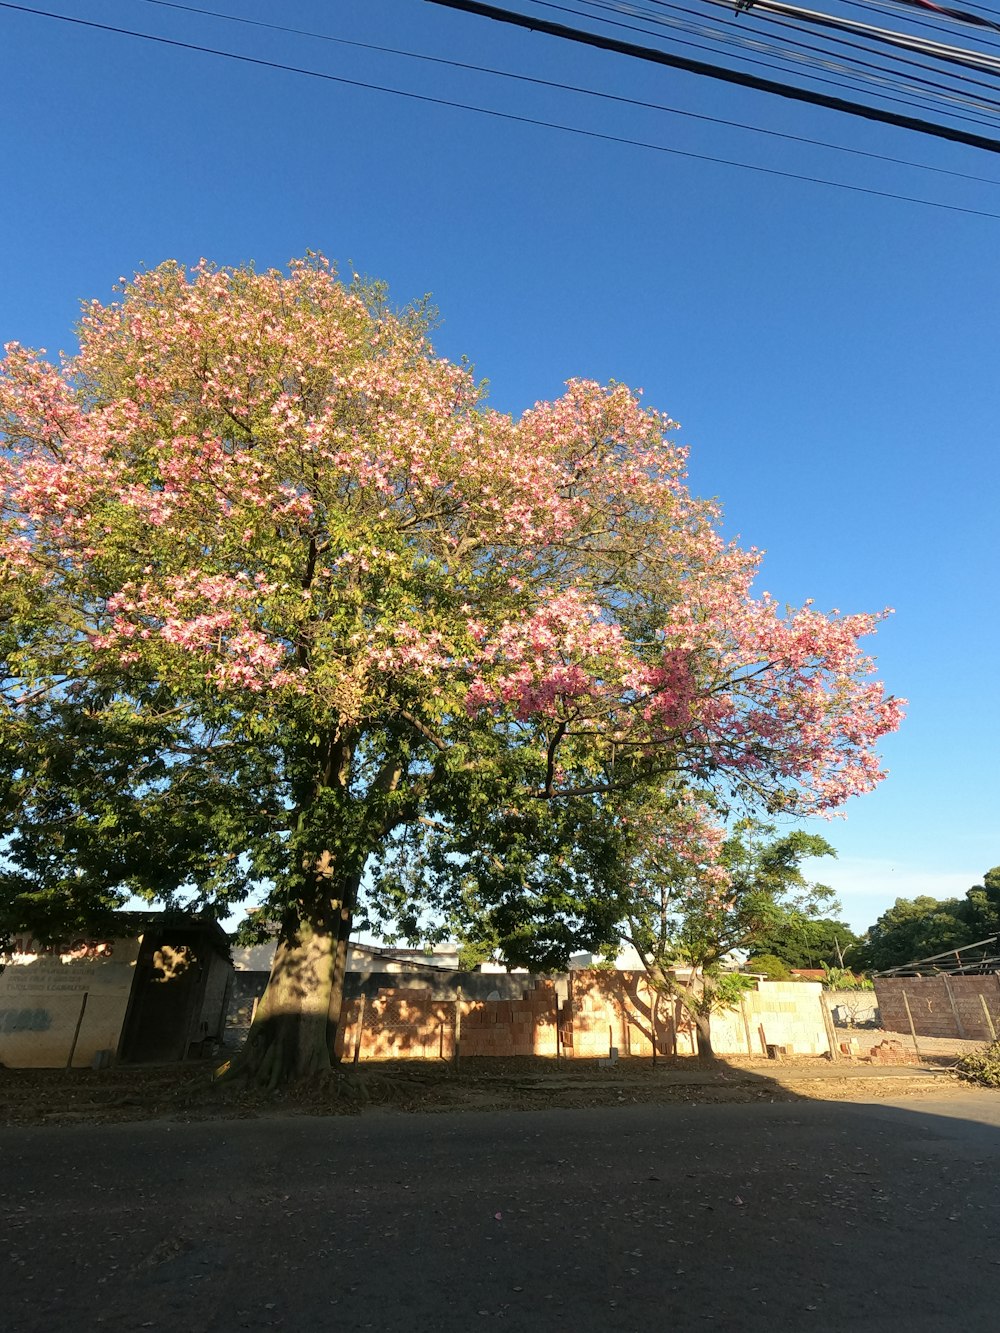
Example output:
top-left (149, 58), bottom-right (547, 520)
top-left (819, 991), bottom-right (840, 1061)
top-left (980, 993), bottom-right (997, 1042)
top-left (941, 975), bottom-right (967, 1039)
top-left (739, 996), bottom-right (755, 1057)
top-left (901, 989), bottom-right (922, 1060)
top-left (454, 986), bottom-right (462, 1068)
top-left (352, 992), bottom-right (367, 1065)
top-left (66, 992), bottom-right (89, 1069)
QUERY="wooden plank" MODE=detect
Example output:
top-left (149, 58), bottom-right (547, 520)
top-left (901, 989), bottom-right (922, 1060)
top-left (819, 992), bottom-right (839, 1061)
top-left (941, 974), bottom-right (967, 1039)
top-left (980, 993), bottom-right (997, 1042)
top-left (739, 996), bottom-right (755, 1057)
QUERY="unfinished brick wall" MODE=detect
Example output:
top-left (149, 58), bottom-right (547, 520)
top-left (562, 970), bottom-right (690, 1057)
top-left (563, 972), bottom-right (830, 1058)
top-left (335, 988), bottom-right (456, 1061)
top-left (328, 971), bottom-right (832, 1062)
top-left (875, 975), bottom-right (1000, 1041)
top-left (738, 981), bottom-right (830, 1056)
top-left (459, 979), bottom-right (560, 1057)
top-left (333, 979), bottom-right (561, 1060)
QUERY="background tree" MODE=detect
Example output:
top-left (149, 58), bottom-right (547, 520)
top-left (744, 953), bottom-right (793, 981)
top-left (851, 874), bottom-right (1000, 972)
top-left (749, 915), bottom-right (861, 970)
top-left (418, 788), bottom-right (839, 1057)
top-left (0, 257), bottom-right (903, 1084)
top-left (961, 866), bottom-right (1000, 939)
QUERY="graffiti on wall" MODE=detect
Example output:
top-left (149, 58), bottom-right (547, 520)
top-left (0, 1007), bottom-right (52, 1033)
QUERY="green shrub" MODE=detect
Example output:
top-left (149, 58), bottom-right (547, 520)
top-left (745, 953), bottom-right (792, 981)
top-left (955, 1040), bottom-right (1000, 1088)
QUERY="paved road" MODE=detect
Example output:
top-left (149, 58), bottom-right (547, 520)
top-left (4, 1089), bottom-right (1000, 1332)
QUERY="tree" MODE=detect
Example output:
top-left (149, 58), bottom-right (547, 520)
top-left (961, 866), bottom-right (1000, 939)
top-left (851, 875), bottom-right (1000, 972)
top-left (852, 896), bottom-right (972, 970)
top-left (745, 953), bottom-right (793, 980)
top-left (613, 803), bottom-right (838, 1056)
top-left (0, 257), bottom-right (903, 1084)
top-left (416, 788), bottom-right (839, 1058)
top-left (749, 915), bottom-right (861, 969)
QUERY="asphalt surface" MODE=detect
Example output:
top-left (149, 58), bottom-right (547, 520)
top-left (4, 1086), bottom-right (1000, 1332)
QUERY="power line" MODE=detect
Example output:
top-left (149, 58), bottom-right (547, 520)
top-left (842, 0), bottom-right (1000, 37)
top-left (128, 0), bottom-right (1000, 184)
top-left (640, 0), bottom-right (1000, 93)
top-left (540, 0), bottom-right (1000, 121)
top-left (716, 0), bottom-right (1000, 71)
top-left (540, 0), bottom-right (1000, 87)
top-left (0, 2), bottom-right (998, 216)
top-left (628, 0), bottom-right (1000, 103)
top-left (422, 0), bottom-right (1000, 149)
top-left (582, 0), bottom-right (1000, 118)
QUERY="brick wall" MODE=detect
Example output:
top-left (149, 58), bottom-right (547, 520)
top-left (225, 967), bottom-right (533, 1047)
top-left (875, 975), bottom-right (1000, 1040)
top-left (562, 970), bottom-right (691, 1057)
top-left (320, 971), bottom-right (831, 1062)
top-left (739, 981), bottom-right (830, 1056)
top-left (336, 988), bottom-right (457, 1061)
top-left (333, 979), bottom-right (562, 1061)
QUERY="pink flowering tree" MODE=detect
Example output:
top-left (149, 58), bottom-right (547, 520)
top-left (0, 257), bottom-right (902, 1085)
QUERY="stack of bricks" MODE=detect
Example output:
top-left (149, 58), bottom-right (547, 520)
top-left (865, 1038), bottom-right (918, 1065)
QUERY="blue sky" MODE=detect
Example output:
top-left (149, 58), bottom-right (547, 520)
top-left (1, 0), bottom-right (997, 932)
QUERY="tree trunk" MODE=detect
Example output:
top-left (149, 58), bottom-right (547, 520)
top-left (226, 904), bottom-right (352, 1090)
top-left (693, 1008), bottom-right (715, 1061)
top-left (326, 896), bottom-right (354, 1053)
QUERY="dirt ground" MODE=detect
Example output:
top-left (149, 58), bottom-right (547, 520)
top-left (0, 1028), bottom-right (981, 1126)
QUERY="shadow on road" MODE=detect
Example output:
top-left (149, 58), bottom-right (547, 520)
top-left (2, 1056), bottom-right (997, 1333)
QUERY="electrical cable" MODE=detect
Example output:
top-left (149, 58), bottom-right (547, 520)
top-left (552, 0), bottom-right (1000, 73)
top-left (630, 0), bottom-right (1000, 106)
top-left (578, 0), bottom-right (1000, 116)
top-left (128, 0), bottom-right (1000, 182)
top-left (897, 0), bottom-right (1000, 34)
top-left (1, 1), bottom-right (998, 216)
top-left (422, 0), bottom-right (1000, 147)
top-left (138, 0), bottom-right (1000, 126)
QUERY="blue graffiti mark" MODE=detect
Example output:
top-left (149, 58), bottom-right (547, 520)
top-left (0, 1007), bottom-right (52, 1033)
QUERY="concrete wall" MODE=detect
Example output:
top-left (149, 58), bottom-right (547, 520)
top-left (825, 989), bottom-right (879, 1028)
top-left (0, 937), bottom-right (141, 1068)
top-left (875, 975), bottom-right (1000, 1041)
